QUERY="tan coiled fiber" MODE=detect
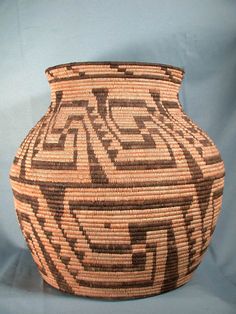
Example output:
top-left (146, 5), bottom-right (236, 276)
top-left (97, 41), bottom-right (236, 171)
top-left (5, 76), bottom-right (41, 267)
top-left (10, 61), bottom-right (225, 299)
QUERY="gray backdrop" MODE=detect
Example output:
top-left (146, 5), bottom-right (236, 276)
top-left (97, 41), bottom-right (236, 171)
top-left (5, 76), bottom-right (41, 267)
top-left (0, 1), bottom-right (236, 313)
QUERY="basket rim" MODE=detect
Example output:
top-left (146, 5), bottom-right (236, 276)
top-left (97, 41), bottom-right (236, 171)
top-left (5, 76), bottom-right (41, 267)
top-left (45, 61), bottom-right (185, 74)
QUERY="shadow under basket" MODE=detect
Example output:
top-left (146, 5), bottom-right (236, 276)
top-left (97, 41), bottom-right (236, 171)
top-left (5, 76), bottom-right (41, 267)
top-left (10, 61), bottom-right (225, 299)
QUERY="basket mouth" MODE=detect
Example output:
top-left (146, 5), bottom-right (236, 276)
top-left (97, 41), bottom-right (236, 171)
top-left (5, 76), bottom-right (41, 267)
top-left (45, 61), bottom-right (184, 85)
top-left (45, 61), bottom-right (185, 74)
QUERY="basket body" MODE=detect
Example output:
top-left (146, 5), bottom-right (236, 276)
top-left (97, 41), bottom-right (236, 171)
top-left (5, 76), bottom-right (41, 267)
top-left (10, 62), bottom-right (225, 299)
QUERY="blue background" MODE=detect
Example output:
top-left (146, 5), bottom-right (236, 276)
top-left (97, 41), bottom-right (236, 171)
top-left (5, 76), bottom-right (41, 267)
top-left (0, 1), bottom-right (236, 313)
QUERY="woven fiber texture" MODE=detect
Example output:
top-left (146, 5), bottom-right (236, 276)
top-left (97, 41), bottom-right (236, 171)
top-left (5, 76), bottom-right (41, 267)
top-left (9, 62), bottom-right (225, 299)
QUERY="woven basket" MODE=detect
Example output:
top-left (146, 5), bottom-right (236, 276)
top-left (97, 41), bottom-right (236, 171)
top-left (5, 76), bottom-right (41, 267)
top-left (10, 61), bottom-right (225, 299)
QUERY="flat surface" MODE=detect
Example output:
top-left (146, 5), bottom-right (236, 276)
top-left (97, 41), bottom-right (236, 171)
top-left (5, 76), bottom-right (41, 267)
top-left (1, 1), bottom-right (236, 313)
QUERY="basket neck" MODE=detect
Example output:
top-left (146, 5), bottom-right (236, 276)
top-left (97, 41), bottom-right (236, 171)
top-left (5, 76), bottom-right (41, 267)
top-left (46, 62), bottom-right (184, 111)
top-left (46, 62), bottom-right (184, 84)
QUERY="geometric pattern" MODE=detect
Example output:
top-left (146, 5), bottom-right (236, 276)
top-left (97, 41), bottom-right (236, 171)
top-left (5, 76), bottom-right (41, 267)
top-left (10, 61), bottom-right (225, 299)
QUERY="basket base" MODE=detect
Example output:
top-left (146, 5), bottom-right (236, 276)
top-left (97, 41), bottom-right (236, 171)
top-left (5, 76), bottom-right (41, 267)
top-left (41, 272), bottom-right (194, 300)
